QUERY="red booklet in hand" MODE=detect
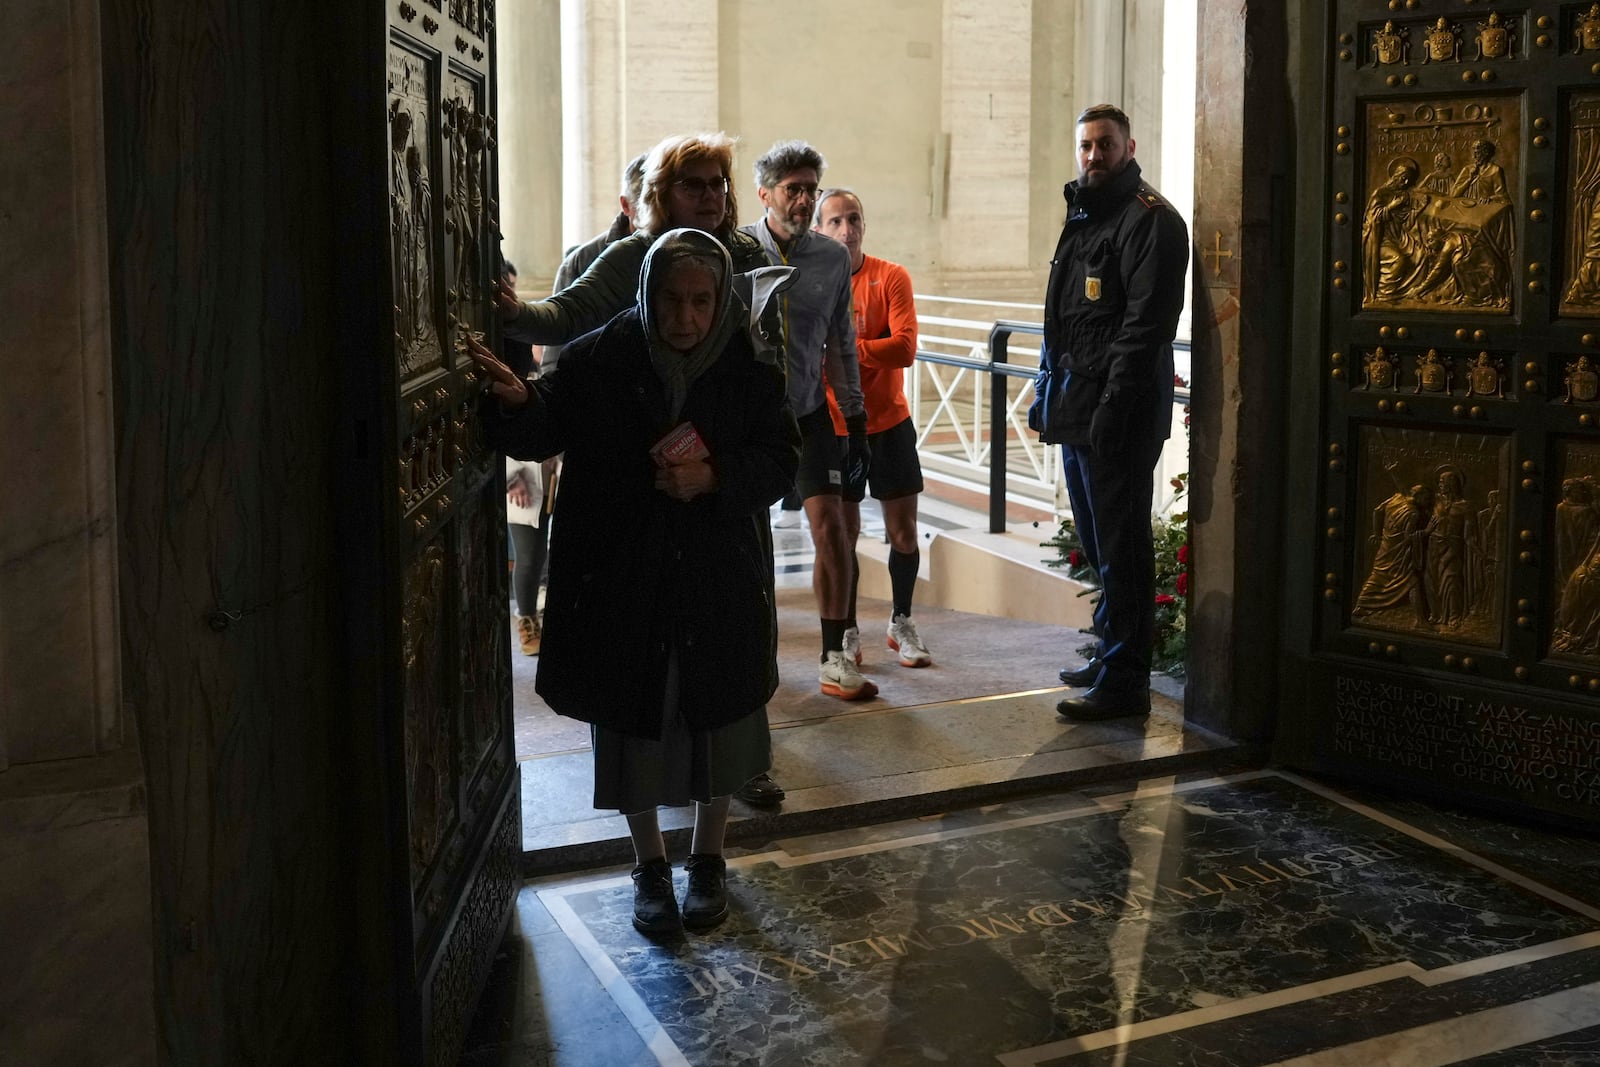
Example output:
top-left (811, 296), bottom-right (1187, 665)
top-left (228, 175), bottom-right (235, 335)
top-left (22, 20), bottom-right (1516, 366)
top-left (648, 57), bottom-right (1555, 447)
top-left (650, 421), bottom-right (710, 468)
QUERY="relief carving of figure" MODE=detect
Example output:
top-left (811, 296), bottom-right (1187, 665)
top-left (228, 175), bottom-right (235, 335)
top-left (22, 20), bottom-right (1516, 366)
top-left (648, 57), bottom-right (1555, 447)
top-left (1419, 151), bottom-right (1455, 196)
top-left (450, 101), bottom-right (485, 306)
top-left (1556, 478), bottom-right (1600, 579)
top-left (1353, 466), bottom-right (1434, 628)
top-left (1564, 193), bottom-right (1600, 305)
top-left (1450, 139), bottom-right (1511, 203)
top-left (1423, 464), bottom-right (1482, 630)
top-left (1362, 158), bottom-right (1430, 302)
top-left (390, 104), bottom-right (418, 349)
top-left (1420, 17), bottom-right (1461, 63)
top-left (1553, 542), bottom-right (1600, 654)
top-left (406, 136), bottom-right (436, 356)
top-left (1372, 20), bottom-right (1409, 66)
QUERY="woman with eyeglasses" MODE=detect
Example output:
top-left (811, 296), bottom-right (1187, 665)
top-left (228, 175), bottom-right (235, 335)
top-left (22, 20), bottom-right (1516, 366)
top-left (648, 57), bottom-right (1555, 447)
top-left (495, 132), bottom-right (773, 346)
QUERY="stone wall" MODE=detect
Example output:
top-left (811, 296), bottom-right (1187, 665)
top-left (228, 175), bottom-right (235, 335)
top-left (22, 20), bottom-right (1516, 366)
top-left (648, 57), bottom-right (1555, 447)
top-left (0, 0), bottom-right (156, 1060)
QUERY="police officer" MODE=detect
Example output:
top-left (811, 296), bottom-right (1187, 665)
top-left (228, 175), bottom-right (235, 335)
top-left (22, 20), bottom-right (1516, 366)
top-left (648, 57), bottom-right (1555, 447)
top-left (1030, 103), bottom-right (1189, 721)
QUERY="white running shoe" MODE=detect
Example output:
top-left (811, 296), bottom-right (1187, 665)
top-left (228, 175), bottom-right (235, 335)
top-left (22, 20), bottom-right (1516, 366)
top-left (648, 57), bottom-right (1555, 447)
top-left (887, 614), bottom-right (932, 668)
top-left (819, 649), bottom-right (878, 700)
top-left (774, 509), bottom-right (802, 529)
top-left (841, 625), bottom-right (862, 666)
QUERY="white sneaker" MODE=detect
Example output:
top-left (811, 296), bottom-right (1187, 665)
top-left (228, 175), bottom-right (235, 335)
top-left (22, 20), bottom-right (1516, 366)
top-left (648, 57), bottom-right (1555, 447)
top-left (887, 614), bottom-right (932, 667)
top-left (774, 509), bottom-right (802, 529)
top-left (819, 649), bottom-right (878, 700)
top-left (842, 625), bottom-right (862, 665)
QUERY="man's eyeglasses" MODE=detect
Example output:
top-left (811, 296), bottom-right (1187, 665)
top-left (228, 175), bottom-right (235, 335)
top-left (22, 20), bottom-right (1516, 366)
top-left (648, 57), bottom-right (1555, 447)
top-left (673, 176), bottom-right (730, 197)
top-left (776, 182), bottom-right (820, 200)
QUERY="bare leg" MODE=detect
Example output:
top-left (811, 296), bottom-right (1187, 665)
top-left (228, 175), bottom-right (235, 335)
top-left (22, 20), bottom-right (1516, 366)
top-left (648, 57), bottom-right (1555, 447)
top-left (881, 493), bottom-right (920, 555)
top-left (842, 500), bottom-right (862, 620)
top-left (805, 494), bottom-right (852, 619)
top-left (625, 809), bottom-right (666, 865)
top-left (690, 796), bottom-right (732, 855)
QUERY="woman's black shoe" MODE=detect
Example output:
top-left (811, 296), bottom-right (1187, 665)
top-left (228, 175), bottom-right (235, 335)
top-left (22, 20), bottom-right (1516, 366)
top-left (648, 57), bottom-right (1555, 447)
top-left (681, 853), bottom-right (729, 931)
top-left (631, 857), bottom-right (680, 934)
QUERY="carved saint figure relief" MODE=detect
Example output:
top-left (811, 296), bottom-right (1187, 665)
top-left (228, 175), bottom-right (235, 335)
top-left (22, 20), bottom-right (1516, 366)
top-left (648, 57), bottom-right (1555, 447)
top-left (403, 544), bottom-right (453, 887)
top-left (1562, 97), bottom-right (1600, 313)
top-left (1351, 428), bottom-right (1507, 644)
top-left (1353, 464), bottom-right (1434, 627)
top-left (1552, 445), bottom-right (1600, 658)
top-left (449, 0), bottom-right (482, 35)
top-left (1371, 20), bottom-right (1409, 65)
top-left (1362, 99), bottom-right (1519, 313)
top-left (445, 79), bottom-right (485, 322)
top-left (389, 48), bottom-right (442, 381)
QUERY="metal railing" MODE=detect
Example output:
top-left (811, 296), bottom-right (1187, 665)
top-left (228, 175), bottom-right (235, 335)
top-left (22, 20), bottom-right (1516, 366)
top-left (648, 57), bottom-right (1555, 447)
top-left (906, 295), bottom-right (1190, 534)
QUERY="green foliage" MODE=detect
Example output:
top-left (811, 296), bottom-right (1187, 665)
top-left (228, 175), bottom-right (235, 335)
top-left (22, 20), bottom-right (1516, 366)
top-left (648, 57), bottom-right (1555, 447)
top-left (1042, 471), bottom-right (1190, 677)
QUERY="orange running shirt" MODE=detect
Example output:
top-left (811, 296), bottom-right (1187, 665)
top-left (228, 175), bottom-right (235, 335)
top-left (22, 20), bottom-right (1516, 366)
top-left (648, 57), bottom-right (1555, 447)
top-left (826, 254), bottom-right (918, 435)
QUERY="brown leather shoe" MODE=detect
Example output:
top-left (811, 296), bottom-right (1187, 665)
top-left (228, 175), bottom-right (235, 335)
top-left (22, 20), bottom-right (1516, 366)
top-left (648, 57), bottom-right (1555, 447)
top-left (1056, 683), bottom-right (1150, 722)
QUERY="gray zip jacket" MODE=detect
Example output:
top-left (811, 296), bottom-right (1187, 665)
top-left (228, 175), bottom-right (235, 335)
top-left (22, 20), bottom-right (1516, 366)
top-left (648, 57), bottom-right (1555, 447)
top-left (740, 220), bottom-right (865, 421)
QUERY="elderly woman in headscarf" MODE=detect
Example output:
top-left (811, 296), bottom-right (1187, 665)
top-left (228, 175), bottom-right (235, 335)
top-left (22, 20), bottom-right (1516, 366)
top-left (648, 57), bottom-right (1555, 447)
top-left (469, 230), bottom-right (799, 936)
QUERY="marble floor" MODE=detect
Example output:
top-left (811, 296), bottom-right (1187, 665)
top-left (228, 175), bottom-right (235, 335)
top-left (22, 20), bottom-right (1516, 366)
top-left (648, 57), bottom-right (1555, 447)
top-left (461, 770), bottom-right (1600, 1065)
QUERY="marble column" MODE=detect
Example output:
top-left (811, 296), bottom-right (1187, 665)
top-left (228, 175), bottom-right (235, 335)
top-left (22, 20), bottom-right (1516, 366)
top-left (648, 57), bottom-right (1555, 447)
top-left (939, 0), bottom-right (1033, 289)
top-left (1185, 0), bottom-right (1293, 742)
top-left (497, 0), bottom-right (565, 288)
top-left (0, 0), bottom-right (156, 1060)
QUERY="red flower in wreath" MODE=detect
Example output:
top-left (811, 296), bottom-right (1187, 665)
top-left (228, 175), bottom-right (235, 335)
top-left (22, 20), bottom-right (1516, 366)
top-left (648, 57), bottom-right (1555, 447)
top-left (1175, 572), bottom-right (1189, 596)
top-left (1177, 544), bottom-right (1189, 565)
top-left (1155, 593), bottom-right (1177, 606)
top-left (1069, 549), bottom-right (1084, 566)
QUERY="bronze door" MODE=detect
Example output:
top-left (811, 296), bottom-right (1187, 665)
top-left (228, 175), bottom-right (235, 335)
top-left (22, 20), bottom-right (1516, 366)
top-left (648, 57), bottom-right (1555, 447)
top-left (1283, 3), bottom-right (1600, 826)
top-left (380, 0), bottom-right (517, 1060)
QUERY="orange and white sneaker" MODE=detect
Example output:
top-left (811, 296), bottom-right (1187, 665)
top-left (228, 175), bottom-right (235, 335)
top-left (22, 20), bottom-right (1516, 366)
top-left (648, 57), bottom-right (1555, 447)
top-left (516, 614), bottom-right (541, 656)
top-left (820, 649), bottom-right (878, 700)
top-left (887, 614), bottom-right (932, 668)
top-left (841, 625), bottom-right (862, 666)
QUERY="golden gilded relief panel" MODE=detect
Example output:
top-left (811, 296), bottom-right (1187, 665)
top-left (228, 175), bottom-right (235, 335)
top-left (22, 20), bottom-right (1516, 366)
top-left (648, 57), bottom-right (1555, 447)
top-left (1550, 440), bottom-right (1600, 658)
top-left (403, 542), bottom-right (455, 889)
top-left (1561, 95), bottom-right (1600, 314)
top-left (1350, 426), bottom-right (1509, 646)
top-left (1361, 95), bottom-right (1519, 314)
top-left (389, 45), bottom-right (443, 383)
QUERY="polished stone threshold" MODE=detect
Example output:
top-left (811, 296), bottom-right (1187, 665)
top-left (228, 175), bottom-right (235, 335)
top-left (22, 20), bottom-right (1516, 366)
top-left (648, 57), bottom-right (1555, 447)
top-left (519, 680), bottom-right (1238, 875)
top-left (466, 770), bottom-right (1600, 1066)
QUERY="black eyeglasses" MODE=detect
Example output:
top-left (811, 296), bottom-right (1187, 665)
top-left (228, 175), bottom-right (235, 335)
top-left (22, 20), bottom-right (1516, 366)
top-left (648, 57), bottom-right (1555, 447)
top-left (776, 182), bottom-right (820, 200)
top-left (673, 176), bottom-right (730, 197)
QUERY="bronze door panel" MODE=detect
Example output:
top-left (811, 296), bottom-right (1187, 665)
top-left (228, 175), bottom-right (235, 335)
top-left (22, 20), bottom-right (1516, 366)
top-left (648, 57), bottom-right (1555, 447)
top-left (1286, 3), bottom-right (1600, 830)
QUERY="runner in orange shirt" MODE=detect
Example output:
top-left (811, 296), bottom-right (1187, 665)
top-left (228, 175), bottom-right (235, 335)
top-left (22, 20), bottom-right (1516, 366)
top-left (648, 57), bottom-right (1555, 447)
top-left (814, 188), bottom-right (932, 668)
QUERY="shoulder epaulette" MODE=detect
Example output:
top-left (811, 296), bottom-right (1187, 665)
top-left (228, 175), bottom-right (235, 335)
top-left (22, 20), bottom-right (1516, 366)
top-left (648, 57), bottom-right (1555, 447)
top-left (1135, 188), bottom-right (1166, 210)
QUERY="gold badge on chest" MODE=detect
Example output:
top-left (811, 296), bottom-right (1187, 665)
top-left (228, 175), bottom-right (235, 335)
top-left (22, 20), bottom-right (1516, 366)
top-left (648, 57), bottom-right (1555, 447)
top-left (1085, 276), bottom-right (1102, 301)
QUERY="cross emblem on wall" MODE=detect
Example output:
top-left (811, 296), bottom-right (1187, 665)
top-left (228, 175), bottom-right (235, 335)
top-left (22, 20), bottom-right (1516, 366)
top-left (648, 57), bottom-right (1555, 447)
top-left (1203, 231), bottom-right (1234, 277)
